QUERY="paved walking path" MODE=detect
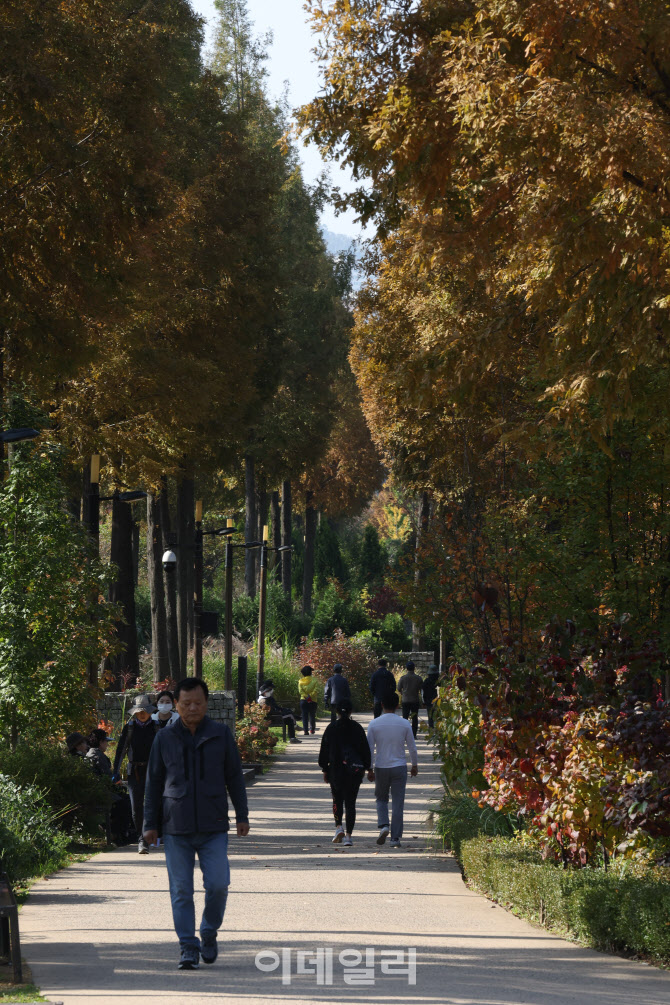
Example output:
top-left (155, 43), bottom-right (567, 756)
top-left (20, 714), bottom-right (670, 1005)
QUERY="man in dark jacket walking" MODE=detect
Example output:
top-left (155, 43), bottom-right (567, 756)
top-left (369, 658), bottom-right (397, 718)
top-left (324, 663), bottom-right (351, 721)
top-left (143, 677), bottom-right (249, 971)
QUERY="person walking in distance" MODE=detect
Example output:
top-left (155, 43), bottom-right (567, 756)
top-left (369, 658), bottom-right (397, 718)
top-left (318, 698), bottom-right (370, 847)
top-left (112, 694), bottom-right (158, 854)
top-left (143, 677), bottom-right (249, 971)
top-left (324, 663), bottom-right (351, 722)
top-left (422, 664), bottom-right (440, 728)
top-left (398, 660), bottom-right (423, 737)
top-left (367, 691), bottom-right (418, 847)
top-left (298, 665), bottom-right (319, 735)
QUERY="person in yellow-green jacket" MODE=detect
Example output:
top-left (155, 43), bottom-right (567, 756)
top-left (299, 665), bottom-right (320, 735)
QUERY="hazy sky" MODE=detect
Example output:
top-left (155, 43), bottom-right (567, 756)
top-left (190, 0), bottom-right (363, 238)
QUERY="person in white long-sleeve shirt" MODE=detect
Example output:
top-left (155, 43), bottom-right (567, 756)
top-left (366, 691), bottom-right (418, 847)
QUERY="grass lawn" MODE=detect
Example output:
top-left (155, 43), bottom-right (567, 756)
top-left (0, 960), bottom-right (46, 1003)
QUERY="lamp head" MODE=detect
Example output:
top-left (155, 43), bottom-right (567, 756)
top-left (162, 550), bottom-right (177, 573)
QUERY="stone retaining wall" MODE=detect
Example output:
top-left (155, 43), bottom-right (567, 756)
top-left (383, 651), bottom-right (435, 675)
top-left (97, 691), bottom-right (236, 735)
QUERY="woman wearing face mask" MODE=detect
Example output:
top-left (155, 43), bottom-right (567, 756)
top-left (151, 690), bottom-right (180, 728)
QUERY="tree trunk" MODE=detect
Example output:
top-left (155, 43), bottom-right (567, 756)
top-left (271, 490), bottom-right (281, 583)
top-left (412, 490), bottom-right (431, 650)
top-left (177, 476), bottom-right (194, 674)
top-left (302, 490), bottom-right (317, 615)
top-left (244, 454), bottom-right (257, 597)
top-left (147, 494), bottom-right (169, 683)
top-left (105, 496), bottom-right (139, 687)
top-left (281, 479), bottom-right (292, 596)
top-left (131, 515), bottom-right (140, 587)
top-left (159, 478), bottom-right (181, 680)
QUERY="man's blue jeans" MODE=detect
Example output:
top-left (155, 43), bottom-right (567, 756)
top-left (163, 831), bottom-right (230, 950)
top-left (374, 765), bottom-right (408, 841)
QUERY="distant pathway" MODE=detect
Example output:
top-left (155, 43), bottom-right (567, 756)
top-left (20, 713), bottom-right (670, 1005)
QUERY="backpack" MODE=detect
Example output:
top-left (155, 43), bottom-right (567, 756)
top-left (340, 741), bottom-right (365, 778)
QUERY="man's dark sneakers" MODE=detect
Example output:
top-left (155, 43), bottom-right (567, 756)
top-left (201, 936), bottom-right (218, 965)
top-left (178, 946), bottom-right (200, 970)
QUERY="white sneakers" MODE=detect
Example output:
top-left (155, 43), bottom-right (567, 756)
top-left (332, 825), bottom-right (345, 843)
top-left (376, 826), bottom-right (390, 845)
top-left (343, 835), bottom-right (353, 846)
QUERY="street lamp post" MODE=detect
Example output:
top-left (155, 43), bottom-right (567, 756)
top-left (256, 526), bottom-right (269, 700)
top-left (256, 532), bottom-right (293, 700)
top-left (187, 503), bottom-right (238, 681)
top-left (225, 518), bottom-right (234, 689)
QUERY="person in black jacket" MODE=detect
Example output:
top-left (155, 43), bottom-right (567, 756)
top-left (422, 665), bottom-right (440, 727)
top-left (369, 658), bottom-right (397, 718)
top-left (143, 677), bottom-right (249, 971)
top-left (112, 694), bottom-right (159, 855)
top-left (318, 698), bottom-right (370, 847)
top-left (324, 664), bottom-right (351, 722)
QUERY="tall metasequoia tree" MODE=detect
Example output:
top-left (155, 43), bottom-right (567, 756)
top-left (1, 0), bottom-right (205, 403)
top-left (412, 491), bottom-right (431, 651)
top-left (302, 489), bottom-right (318, 615)
top-left (105, 496), bottom-right (139, 686)
top-left (300, 0), bottom-right (670, 431)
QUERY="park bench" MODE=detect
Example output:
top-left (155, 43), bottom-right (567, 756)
top-left (0, 868), bottom-right (22, 983)
top-left (268, 711), bottom-right (288, 741)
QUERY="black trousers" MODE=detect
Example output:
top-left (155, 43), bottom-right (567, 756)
top-left (373, 700), bottom-right (383, 718)
top-left (402, 701), bottom-right (420, 737)
top-left (330, 775), bottom-right (363, 834)
top-left (127, 765), bottom-right (148, 843)
top-left (300, 699), bottom-right (317, 733)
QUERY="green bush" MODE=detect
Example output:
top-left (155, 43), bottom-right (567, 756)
top-left (459, 835), bottom-right (670, 965)
top-left (436, 790), bottom-right (520, 859)
top-left (379, 612), bottom-right (412, 651)
top-left (0, 741), bottom-right (114, 838)
top-left (0, 774), bottom-right (70, 885)
top-left (310, 583), bottom-right (370, 639)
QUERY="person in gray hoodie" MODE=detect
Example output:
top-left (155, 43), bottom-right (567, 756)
top-left (143, 677), bottom-right (249, 971)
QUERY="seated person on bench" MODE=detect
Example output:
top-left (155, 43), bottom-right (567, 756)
top-left (258, 680), bottom-right (301, 744)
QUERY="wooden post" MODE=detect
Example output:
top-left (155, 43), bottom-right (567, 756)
top-left (237, 655), bottom-right (248, 719)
